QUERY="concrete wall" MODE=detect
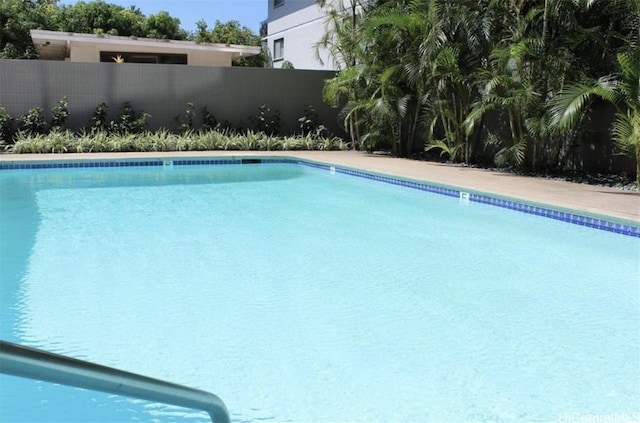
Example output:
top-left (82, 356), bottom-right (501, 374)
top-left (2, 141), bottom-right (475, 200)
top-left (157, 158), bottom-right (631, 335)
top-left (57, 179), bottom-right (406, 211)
top-left (0, 60), bottom-right (343, 136)
top-left (69, 44), bottom-right (96, 62)
top-left (190, 51), bottom-right (232, 67)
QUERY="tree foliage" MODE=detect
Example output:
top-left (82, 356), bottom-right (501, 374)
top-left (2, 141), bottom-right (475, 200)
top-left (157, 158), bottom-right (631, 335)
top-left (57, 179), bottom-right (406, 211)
top-left (56, 1), bottom-right (146, 36)
top-left (144, 10), bottom-right (187, 40)
top-left (318, 0), bottom-right (639, 176)
top-left (1, 0), bottom-right (55, 58)
top-left (193, 19), bottom-right (265, 67)
top-left (1, 0), bottom-right (262, 64)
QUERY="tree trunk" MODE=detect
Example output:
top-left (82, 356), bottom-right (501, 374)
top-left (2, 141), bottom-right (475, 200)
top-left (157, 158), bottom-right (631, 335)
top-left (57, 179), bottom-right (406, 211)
top-left (408, 100), bottom-right (421, 156)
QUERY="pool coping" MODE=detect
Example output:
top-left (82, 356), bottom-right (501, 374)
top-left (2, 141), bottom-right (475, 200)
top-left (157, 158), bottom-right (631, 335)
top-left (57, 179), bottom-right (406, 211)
top-left (1, 152), bottom-right (639, 237)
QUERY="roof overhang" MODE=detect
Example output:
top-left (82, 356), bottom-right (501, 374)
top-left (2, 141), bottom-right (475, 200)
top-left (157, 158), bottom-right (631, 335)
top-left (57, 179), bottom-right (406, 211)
top-left (30, 30), bottom-right (261, 61)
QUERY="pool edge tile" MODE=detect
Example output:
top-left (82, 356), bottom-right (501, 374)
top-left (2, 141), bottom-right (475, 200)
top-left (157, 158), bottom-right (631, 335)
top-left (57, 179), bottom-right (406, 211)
top-left (1, 156), bottom-right (637, 238)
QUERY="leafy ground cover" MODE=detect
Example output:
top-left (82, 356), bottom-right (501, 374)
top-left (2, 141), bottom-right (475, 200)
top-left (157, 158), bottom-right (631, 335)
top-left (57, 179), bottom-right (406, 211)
top-left (4, 129), bottom-right (349, 154)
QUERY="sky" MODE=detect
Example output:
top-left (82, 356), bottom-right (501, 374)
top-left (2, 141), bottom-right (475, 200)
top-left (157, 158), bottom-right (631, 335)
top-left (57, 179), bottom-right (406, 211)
top-left (59, 0), bottom-right (268, 34)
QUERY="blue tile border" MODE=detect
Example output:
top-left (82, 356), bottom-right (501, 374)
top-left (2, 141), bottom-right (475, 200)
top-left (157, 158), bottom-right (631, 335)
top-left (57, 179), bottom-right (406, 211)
top-left (1, 157), bottom-right (638, 237)
top-left (0, 158), bottom-right (300, 169)
top-left (296, 161), bottom-right (640, 238)
top-left (334, 166), bottom-right (460, 198)
top-left (470, 193), bottom-right (639, 235)
top-left (0, 160), bottom-right (165, 170)
top-left (174, 159), bottom-right (240, 166)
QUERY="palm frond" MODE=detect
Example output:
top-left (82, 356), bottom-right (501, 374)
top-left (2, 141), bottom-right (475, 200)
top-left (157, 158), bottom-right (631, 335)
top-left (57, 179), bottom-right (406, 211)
top-left (548, 76), bottom-right (618, 131)
top-left (612, 110), bottom-right (640, 154)
top-left (494, 137), bottom-right (527, 167)
top-left (425, 139), bottom-right (462, 159)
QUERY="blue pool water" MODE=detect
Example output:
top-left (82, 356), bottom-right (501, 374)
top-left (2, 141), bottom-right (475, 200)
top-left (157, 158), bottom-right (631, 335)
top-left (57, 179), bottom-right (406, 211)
top-left (0, 161), bottom-right (638, 422)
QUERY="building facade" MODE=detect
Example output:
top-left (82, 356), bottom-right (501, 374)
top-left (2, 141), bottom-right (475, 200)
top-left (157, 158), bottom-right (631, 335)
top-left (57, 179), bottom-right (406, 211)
top-left (264, 0), bottom-right (334, 70)
top-left (31, 30), bottom-right (260, 67)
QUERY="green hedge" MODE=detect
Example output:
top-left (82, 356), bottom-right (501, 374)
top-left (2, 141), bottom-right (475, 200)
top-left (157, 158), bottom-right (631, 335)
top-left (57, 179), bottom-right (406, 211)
top-left (6, 129), bottom-right (350, 154)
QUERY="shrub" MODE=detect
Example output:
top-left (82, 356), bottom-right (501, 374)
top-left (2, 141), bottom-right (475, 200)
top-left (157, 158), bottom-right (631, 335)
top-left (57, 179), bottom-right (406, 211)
top-left (147, 129), bottom-right (181, 151)
top-left (45, 129), bottom-right (75, 153)
top-left (236, 130), bottom-right (264, 150)
top-left (175, 102), bottom-right (195, 133)
top-left (298, 105), bottom-right (327, 138)
top-left (11, 130), bottom-right (75, 153)
top-left (199, 129), bottom-right (230, 150)
top-left (0, 107), bottom-right (16, 145)
top-left (252, 105), bottom-right (281, 136)
top-left (50, 96), bottom-right (69, 130)
top-left (281, 135), bottom-right (303, 150)
top-left (8, 129), bottom-right (349, 154)
top-left (202, 106), bottom-right (218, 131)
top-left (259, 135), bottom-right (283, 151)
top-left (90, 103), bottom-right (110, 133)
top-left (221, 133), bottom-right (241, 150)
top-left (77, 130), bottom-right (110, 153)
top-left (110, 102), bottom-right (150, 134)
top-left (105, 133), bottom-right (137, 152)
top-left (18, 107), bottom-right (47, 135)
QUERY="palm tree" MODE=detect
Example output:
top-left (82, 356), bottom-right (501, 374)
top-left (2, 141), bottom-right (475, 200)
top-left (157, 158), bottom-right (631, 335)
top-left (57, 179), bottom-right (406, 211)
top-left (551, 45), bottom-right (640, 185)
top-left (360, 0), bottom-right (491, 160)
top-left (362, 0), bottom-right (431, 156)
top-left (315, 0), bottom-right (369, 149)
top-left (612, 47), bottom-right (640, 184)
top-left (466, 0), bottom-right (634, 172)
top-left (322, 65), bottom-right (366, 148)
top-left (317, 0), bottom-right (635, 170)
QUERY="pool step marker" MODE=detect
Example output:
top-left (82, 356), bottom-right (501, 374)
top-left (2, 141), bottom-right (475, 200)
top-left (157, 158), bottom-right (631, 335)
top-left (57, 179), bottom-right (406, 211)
top-left (459, 191), bottom-right (470, 205)
top-left (330, 166), bottom-right (336, 175)
top-left (163, 160), bottom-right (174, 169)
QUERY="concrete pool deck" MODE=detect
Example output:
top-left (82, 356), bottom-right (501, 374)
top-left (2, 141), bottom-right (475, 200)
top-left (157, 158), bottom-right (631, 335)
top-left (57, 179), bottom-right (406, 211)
top-left (1, 151), bottom-right (639, 223)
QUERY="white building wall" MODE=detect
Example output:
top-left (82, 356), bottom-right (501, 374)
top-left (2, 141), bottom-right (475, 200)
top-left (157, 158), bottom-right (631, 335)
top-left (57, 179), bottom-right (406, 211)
top-left (69, 44), bottom-right (99, 62)
top-left (190, 51), bottom-right (233, 67)
top-left (265, 0), bottom-right (334, 70)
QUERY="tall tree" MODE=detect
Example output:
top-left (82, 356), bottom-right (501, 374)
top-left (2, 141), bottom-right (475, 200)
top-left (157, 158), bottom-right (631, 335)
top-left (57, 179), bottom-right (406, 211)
top-left (144, 11), bottom-right (186, 40)
top-left (55, 1), bottom-right (146, 36)
top-left (551, 23), bottom-right (640, 184)
top-left (317, 0), bottom-right (369, 148)
top-left (0, 0), bottom-right (56, 58)
top-left (192, 20), bottom-right (265, 67)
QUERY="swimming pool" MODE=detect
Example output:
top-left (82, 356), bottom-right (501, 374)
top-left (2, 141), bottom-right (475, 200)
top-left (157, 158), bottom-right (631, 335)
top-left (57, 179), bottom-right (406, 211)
top-left (1, 158), bottom-right (638, 422)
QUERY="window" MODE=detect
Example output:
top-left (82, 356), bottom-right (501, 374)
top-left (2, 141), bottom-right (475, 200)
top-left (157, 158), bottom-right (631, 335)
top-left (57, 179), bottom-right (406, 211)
top-left (273, 38), bottom-right (284, 61)
top-left (130, 55), bottom-right (158, 64)
top-left (274, 0), bottom-right (284, 7)
top-left (99, 52), bottom-right (187, 65)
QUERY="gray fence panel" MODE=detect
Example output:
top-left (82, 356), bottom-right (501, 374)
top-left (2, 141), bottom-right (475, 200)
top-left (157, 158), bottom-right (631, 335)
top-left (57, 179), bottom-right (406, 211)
top-left (0, 60), bottom-right (343, 136)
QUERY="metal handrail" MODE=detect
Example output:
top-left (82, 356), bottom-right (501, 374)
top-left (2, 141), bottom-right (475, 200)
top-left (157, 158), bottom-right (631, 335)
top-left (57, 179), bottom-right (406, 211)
top-left (0, 340), bottom-right (229, 423)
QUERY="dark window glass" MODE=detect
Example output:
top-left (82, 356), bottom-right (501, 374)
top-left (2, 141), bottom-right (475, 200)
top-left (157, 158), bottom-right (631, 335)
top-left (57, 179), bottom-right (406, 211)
top-left (100, 52), bottom-right (187, 65)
